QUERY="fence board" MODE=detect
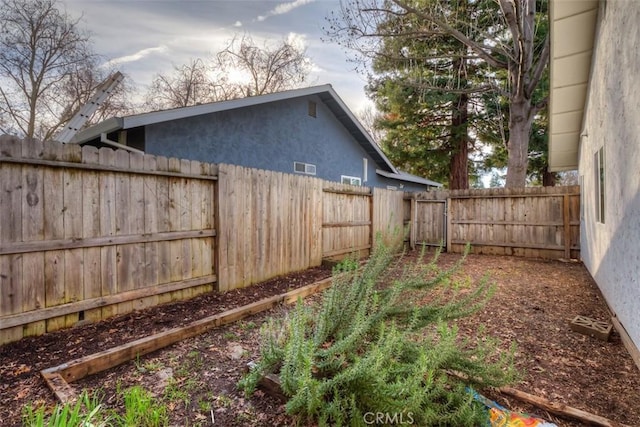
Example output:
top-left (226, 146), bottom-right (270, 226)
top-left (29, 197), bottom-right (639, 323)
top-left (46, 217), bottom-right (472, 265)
top-left (20, 141), bottom-right (46, 337)
top-left (0, 144), bottom-right (20, 340)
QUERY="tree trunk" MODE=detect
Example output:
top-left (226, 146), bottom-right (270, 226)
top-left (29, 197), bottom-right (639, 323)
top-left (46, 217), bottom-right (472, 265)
top-left (542, 170), bottom-right (556, 186)
top-left (505, 99), bottom-right (533, 187)
top-left (449, 49), bottom-right (469, 190)
top-left (449, 92), bottom-right (469, 189)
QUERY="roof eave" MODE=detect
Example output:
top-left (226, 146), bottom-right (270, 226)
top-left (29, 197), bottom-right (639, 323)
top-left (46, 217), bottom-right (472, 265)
top-left (376, 169), bottom-right (442, 187)
top-left (548, 0), bottom-right (599, 172)
top-left (70, 117), bottom-right (123, 144)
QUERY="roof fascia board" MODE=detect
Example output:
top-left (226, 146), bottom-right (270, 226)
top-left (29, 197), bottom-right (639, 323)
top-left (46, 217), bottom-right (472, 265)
top-left (124, 85), bottom-right (335, 129)
top-left (376, 168), bottom-right (442, 187)
top-left (70, 117), bottom-right (123, 144)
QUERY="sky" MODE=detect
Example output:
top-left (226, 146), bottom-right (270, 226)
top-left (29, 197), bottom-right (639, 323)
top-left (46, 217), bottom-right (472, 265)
top-left (63, 0), bottom-right (373, 114)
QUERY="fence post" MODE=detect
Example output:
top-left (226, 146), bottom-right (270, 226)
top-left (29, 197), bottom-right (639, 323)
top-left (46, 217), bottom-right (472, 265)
top-left (563, 193), bottom-right (571, 259)
top-left (445, 197), bottom-right (452, 253)
top-left (369, 187), bottom-right (375, 250)
top-left (410, 194), bottom-right (416, 250)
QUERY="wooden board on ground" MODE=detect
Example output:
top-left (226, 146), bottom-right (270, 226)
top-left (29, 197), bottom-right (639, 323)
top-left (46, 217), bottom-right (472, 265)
top-left (41, 275), bottom-right (334, 402)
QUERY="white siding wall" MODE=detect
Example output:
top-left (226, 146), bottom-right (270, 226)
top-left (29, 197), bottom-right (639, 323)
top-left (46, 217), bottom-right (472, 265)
top-left (580, 0), bottom-right (640, 349)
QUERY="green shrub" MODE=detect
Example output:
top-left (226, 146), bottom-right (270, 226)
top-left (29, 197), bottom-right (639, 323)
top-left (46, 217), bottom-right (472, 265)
top-left (240, 237), bottom-right (517, 426)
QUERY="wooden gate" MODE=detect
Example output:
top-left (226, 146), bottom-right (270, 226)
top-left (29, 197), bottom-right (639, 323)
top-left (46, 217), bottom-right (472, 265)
top-left (410, 198), bottom-right (447, 249)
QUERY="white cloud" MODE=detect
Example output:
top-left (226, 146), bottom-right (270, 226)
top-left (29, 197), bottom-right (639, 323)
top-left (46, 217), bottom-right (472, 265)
top-left (106, 46), bottom-right (168, 67)
top-left (256, 0), bottom-right (316, 22)
top-left (286, 32), bottom-right (308, 50)
top-left (233, 20), bottom-right (242, 27)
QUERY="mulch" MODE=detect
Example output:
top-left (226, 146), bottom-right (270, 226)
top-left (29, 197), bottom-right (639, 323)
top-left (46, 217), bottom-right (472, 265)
top-left (1, 251), bottom-right (639, 427)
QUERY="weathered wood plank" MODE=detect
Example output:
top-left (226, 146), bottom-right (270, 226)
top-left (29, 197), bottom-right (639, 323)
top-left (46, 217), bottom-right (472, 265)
top-left (0, 255), bottom-right (23, 342)
top-left (498, 386), bottom-right (632, 427)
top-left (42, 147), bottom-right (67, 332)
top-left (114, 150), bottom-right (133, 315)
top-left (63, 168), bottom-right (84, 327)
top-left (41, 372), bottom-right (77, 404)
top-left (44, 250), bottom-right (65, 332)
top-left (155, 158), bottom-right (173, 304)
top-left (81, 146), bottom-right (102, 322)
top-left (139, 154), bottom-right (159, 310)
top-left (99, 148), bottom-right (117, 319)
top-left (2, 274), bottom-right (217, 329)
top-left (42, 276), bottom-right (333, 386)
top-left (19, 141), bottom-right (46, 337)
top-left (0, 156), bottom-right (218, 180)
top-left (0, 229), bottom-right (216, 255)
top-left (216, 164), bottom-right (232, 291)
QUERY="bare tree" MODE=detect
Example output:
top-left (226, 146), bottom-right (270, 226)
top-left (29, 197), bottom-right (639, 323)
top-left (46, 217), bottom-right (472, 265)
top-left (357, 105), bottom-right (386, 146)
top-left (143, 58), bottom-right (237, 111)
top-left (214, 34), bottom-right (312, 97)
top-left (0, 0), bottom-right (106, 140)
top-left (142, 35), bottom-right (312, 111)
top-left (326, 0), bottom-right (549, 187)
top-left (57, 61), bottom-right (133, 127)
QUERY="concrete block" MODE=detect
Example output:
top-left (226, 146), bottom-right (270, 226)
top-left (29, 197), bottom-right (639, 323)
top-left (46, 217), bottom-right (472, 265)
top-left (570, 315), bottom-right (612, 341)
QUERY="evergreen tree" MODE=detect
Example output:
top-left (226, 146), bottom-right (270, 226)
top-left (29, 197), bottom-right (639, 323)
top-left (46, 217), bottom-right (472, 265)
top-left (325, 0), bottom-right (550, 187)
top-left (367, 0), bottom-right (499, 189)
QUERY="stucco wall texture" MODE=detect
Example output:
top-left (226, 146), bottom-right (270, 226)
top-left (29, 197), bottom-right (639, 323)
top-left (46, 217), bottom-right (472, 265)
top-left (580, 0), bottom-right (640, 349)
top-left (143, 95), bottom-right (425, 192)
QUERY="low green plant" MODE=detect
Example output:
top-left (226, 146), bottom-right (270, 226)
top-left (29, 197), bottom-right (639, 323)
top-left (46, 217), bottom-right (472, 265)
top-left (119, 385), bottom-right (168, 427)
top-left (239, 320), bottom-right (257, 330)
top-left (163, 377), bottom-right (195, 408)
top-left (331, 256), bottom-right (359, 274)
top-left (215, 394), bottom-right (233, 408)
top-left (22, 390), bottom-right (110, 427)
top-left (134, 354), bottom-right (163, 373)
top-left (223, 332), bottom-right (238, 340)
top-left (197, 398), bottom-right (212, 412)
top-left (240, 236), bottom-right (518, 426)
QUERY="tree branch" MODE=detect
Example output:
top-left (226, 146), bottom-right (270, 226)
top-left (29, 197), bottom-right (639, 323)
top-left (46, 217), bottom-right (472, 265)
top-left (526, 33), bottom-right (549, 98)
top-left (392, 0), bottom-right (508, 70)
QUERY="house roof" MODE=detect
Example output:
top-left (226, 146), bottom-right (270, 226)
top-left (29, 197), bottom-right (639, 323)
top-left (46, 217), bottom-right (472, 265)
top-left (548, 0), bottom-right (599, 172)
top-left (72, 84), bottom-right (441, 187)
top-left (73, 84), bottom-right (400, 169)
top-left (376, 169), bottom-right (442, 188)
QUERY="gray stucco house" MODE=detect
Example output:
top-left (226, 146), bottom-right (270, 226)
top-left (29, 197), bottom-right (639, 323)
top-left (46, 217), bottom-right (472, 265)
top-left (549, 0), bottom-right (640, 367)
top-left (72, 85), bottom-right (441, 191)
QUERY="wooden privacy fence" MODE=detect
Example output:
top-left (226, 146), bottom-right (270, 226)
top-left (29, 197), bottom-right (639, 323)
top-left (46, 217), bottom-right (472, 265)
top-left (0, 137), bottom-right (406, 344)
top-left (408, 186), bottom-right (581, 259)
top-left (0, 137), bottom-right (217, 345)
top-left (0, 137), bottom-right (580, 345)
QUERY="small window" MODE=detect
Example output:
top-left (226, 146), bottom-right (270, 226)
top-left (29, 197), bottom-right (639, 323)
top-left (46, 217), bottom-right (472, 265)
top-left (308, 101), bottom-right (317, 118)
top-left (594, 147), bottom-right (605, 223)
top-left (294, 161), bottom-right (316, 175)
top-left (341, 175), bottom-right (361, 186)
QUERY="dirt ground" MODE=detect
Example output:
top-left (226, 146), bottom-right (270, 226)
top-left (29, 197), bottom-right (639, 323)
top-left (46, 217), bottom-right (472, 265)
top-left (1, 251), bottom-right (639, 427)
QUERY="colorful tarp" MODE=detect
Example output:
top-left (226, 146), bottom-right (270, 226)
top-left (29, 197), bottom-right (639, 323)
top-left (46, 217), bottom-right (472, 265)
top-left (470, 389), bottom-right (558, 427)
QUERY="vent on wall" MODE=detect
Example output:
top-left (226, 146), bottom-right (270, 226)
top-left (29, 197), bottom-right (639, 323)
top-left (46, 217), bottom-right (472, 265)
top-left (294, 161), bottom-right (316, 175)
top-left (308, 101), bottom-right (317, 118)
